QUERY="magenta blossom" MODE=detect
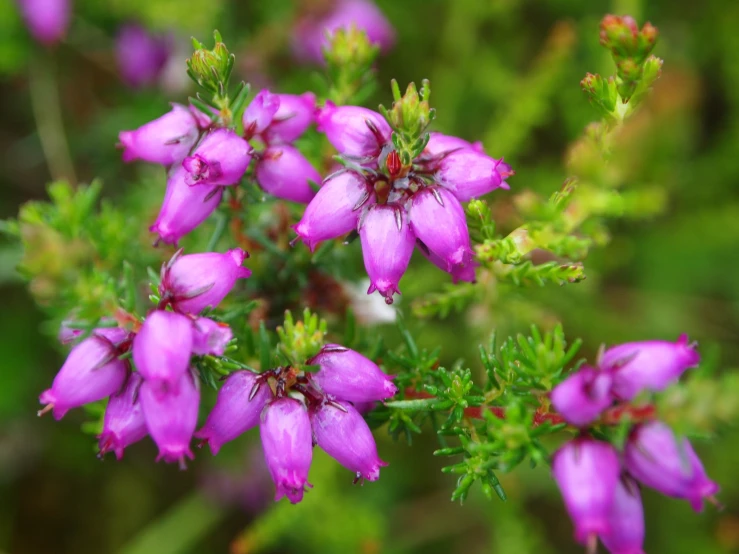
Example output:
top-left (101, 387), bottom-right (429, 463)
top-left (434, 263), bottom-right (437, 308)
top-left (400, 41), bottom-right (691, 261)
top-left (243, 89), bottom-right (281, 138)
top-left (115, 24), bottom-right (171, 89)
top-left (98, 373), bottom-right (148, 460)
top-left (183, 128), bottom-right (252, 186)
top-left (420, 132), bottom-right (484, 159)
top-left (132, 310), bottom-right (193, 388)
top-left (263, 92), bottom-right (317, 144)
top-left (255, 145), bottom-right (321, 203)
top-left (317, 102), bottom-right (392, 159)
top-left (119, 104), bottom-right (200, 165)
top-left (17, 0), bottom-right (70, 46)
top-left (191, 317), bottom-right (232, 357)
top-left (600, 476), bottom-right (646, 554)
top-left (551, 366), bottom-right (613, 427)
top-left (435, 148), bottom-right (510, 201)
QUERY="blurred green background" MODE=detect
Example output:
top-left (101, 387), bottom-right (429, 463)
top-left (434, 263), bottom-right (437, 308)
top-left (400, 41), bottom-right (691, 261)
top-left (1, 0), bottom-right (738, 552)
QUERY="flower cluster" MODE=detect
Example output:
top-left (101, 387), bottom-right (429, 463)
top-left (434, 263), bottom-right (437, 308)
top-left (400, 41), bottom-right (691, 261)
top-left (550, 336), bottom-right (718, 552)
top-left (197, 344), bottom-right (397, 503)
top-left (294, 104), bottom-right (513, 303)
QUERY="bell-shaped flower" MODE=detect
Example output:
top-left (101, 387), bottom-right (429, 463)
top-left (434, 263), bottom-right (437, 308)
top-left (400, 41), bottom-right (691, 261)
top-left (263, 92), bottom-right (316, 144)
top-left (552, 438), bottom-right (620, 545)
top-left (359, 203), bottom-right (415, 304)
top-left (161, 248), bottom-right (250, 315)
top-left (624, 422), bottom-right (719, 511)
top-left (191, 318), bottom-right (233, 357)
top-left (435, 148), bottom-right (510, 201)
top-left (115, 24), bottom-right (171, 89)
top-left (255, 145), bottom-right (321, 203)
top-left (421, 132), bottom-right (483, 159)
top-left (311, 344), bottom-right (397, 403)
top-left (600, 476), bottom-right (646, 554)
top-left (293, 170), bottom-right (375, 251)
top-left (132, 310), bottom-right (193, 388)
top-left (139, 371), bottom-right (200, 465)
top-left (98, 373), bottom-right (148, 460)
top-left (39, 328), bottom-right (130, 420)
top-left (182, 128), bottom-right (252, 186)
top-left (196, 371), bottom-right (273, 455)
top-left (551, 366), bottom-right (613, 427)
top-left (150, 165), bottom-right (223, 245)
top-left (119, 104), bottom-right (200, 165)
top-left (243, 89), bottom-right (281, 138)
top-left (310, 400), bottom-right (387, 481)
top-left (316, 102), bottom-right (392, 159)
top-left (259, 398), bottom-right (313, 503)
top-left (18, 0), bottom-right (70, 46)
top-left (601, 335), bottom-right (701, 401)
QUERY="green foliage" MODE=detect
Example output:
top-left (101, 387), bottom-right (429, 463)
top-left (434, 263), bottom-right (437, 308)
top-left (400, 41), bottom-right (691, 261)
top-left (380, 79), bottom-right (435, 165)
top-left (322, 27), bottom-right (380, 105)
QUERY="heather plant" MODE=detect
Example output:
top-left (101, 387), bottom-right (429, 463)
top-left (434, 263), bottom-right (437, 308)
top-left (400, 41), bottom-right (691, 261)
top-left (1, 1), bottom-right (738, 553)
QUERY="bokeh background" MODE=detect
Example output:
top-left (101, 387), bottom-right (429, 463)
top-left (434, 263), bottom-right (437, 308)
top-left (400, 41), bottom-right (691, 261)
top-left (1, 0), bottom-right (738, 552)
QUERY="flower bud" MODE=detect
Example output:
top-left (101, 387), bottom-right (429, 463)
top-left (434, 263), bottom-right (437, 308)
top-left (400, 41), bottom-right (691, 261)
top-left (115, 24), bottom-right (171, 89)
top-left (316, 102), bottom-right (392, 158)
top-left (196, 371), bottom-right (273, 455)
top-left (98, 373), bottom-right (148, 460)
top-left (550, 366), bottom-right (613, 427)
top-left (119, 104), bottom-right (200, 165)
top-left (552, 438), bottom-right (620, 544)
top-left (17, 0), bottom-right (70, 46)
top-left (310, 400), bottom-right (387, 481)
top-left (359, 204), bottom-right (415, 304)
top-left (191, 317), bottom-right (232, 356)
top-left (39, 328), bottom-right (130, 420)
top-left (263, 92), bottom-right (316, 144)
top-left (182, 128), bottom-right (252, 186)
top-left (601, 476), bottom-right (646, 554)
top-left (140, 371), bottom-right (200, 465)
top-left (624, 422), bottom-right (719, 511)
top-left (132, 310), bottom-right (193, 388)
top-left (601, 335), bottom-right (700, 400)
top-left (435, 148), bottom-right (510, 201)
top-left (410, 187), bottom-right (474, 271)
top-left (243, 89), bottom-right (281, 138)
top-left (260, 398), bottom-right (313, 503)
top-left (161, 248), bottom-right (250, 315)
top-left (293, 171), bottom-right (374, 251)
top-left (255, 145), bottom-right (321, 203)
top-left (311, 345), bottom-right (397, 402)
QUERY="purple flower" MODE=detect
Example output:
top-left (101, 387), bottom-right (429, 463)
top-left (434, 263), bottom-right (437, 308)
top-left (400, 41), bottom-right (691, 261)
top-left (421, 132), bottom-right (482, 159)
top-left (119, 104), bottom-right (200, 165)
top-left (39, 328), bottom-right (130, 420)
top-left (98, 373), bottom-right (148, 460)
top-left (409, 187), bottom-right (474, 271)
top-left (311, 344), bottom-right (397, 402)
top-left (624, 422), bottom-right (719, 511)
top-left (435, 148), bottom-right (510, 201)
top-left (17, 0), bottom-right (70, 46)
top-left (243, 89), bottom-right (281, 138)
top-left (161, 248), bottom-right (250, 315)
top-left (263, 92), bottom-right (316, 144)
top-left (132, 310), bottom-right (193, 388)
top-left (293, 170), bottom-right (375, 251)
top-left (183, 128), bottom-right (252, 186)
top-left (552, 438), bottom-right (620, 545)
top-left (115, 24), bottom-right (171, 89)
top-left (600, 476), bottom-right (646, 554)
top-left (140, 371), bottom-right (200, 465)
top-left (191, 318), bottom-right (232, 357)
top-left (150, 165), bottom-right (223, 245)
top-left (316, 102), bottom-right (392, 159)
top-left (359, 204), bottom-right (415, 304)
top-left (196, 371), bottom-right (273, 455)
top-left (419, 246), bottom-right (477, 283)
top-left (310, 400), bottom-right (387, 481)
top-left (601, 335), bottom-right (701, 401)
top-left (255, 145), bottom-right (321, 203)
top-left (292, 0), bottom-right (395, 64)
top-left (551, 366), bottom-right (613, 427)
top-left (259, 398), bottom-right (313, 503)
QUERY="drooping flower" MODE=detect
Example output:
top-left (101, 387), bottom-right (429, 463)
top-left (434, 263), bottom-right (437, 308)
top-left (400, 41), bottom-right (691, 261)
top-left (310, 344), bottom-right (397, 402)
top-left (255, 145), bottom-right (321, 203)
top-left (191, 317), bottom-right (232, 357)
top-left (242, 89), bottom-right (281, 138)
top-left (293, 170), bottom-right (375, 251)
top-left (600, 335), bottom-right (701, 400)
top-left (551, 366), bottom-right (613, 427)
top-left (115, 24), bottom-right (171, 89)
top-left (435, 148), bottom-right (510, 201)
top-left (17, 0), bottom-right (70, 46)
top-left (182, 128), bottom-right (252, 186)
top-left (310, 400), bottom-right (387, 481)
top-left (39, 328), bottom-right (130, 420)
top-left (552, 438), bottom-right (621, 545)
top-left (98, 373), bottom-right (148, 460)
top-left (418, 246), bottom-right (477, 283)
top-left (150, 165), bottom-right (223, 245)
top-left (160, 248), bottom-right (250, 315)
top-left (263, 92), bottom-right (317, 144)
top-left (259, 398), bottom-right (313, 503)
top-left (132, 310), bottom-right (193, 388)
top-left (624, 422), bottom-right (719, 511)
top-left (196, 371), bottom-right (273, 455)
top-left (600, 476), bottom-right (646, 554)
top-left (139, 370), bottom-right (200, 465)
top-left (119, 104), bottom-right (200, 165)
top-left (316, 102), bottom-right (392, 159)
top-left (359, 203), bottom-right (415, 304)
